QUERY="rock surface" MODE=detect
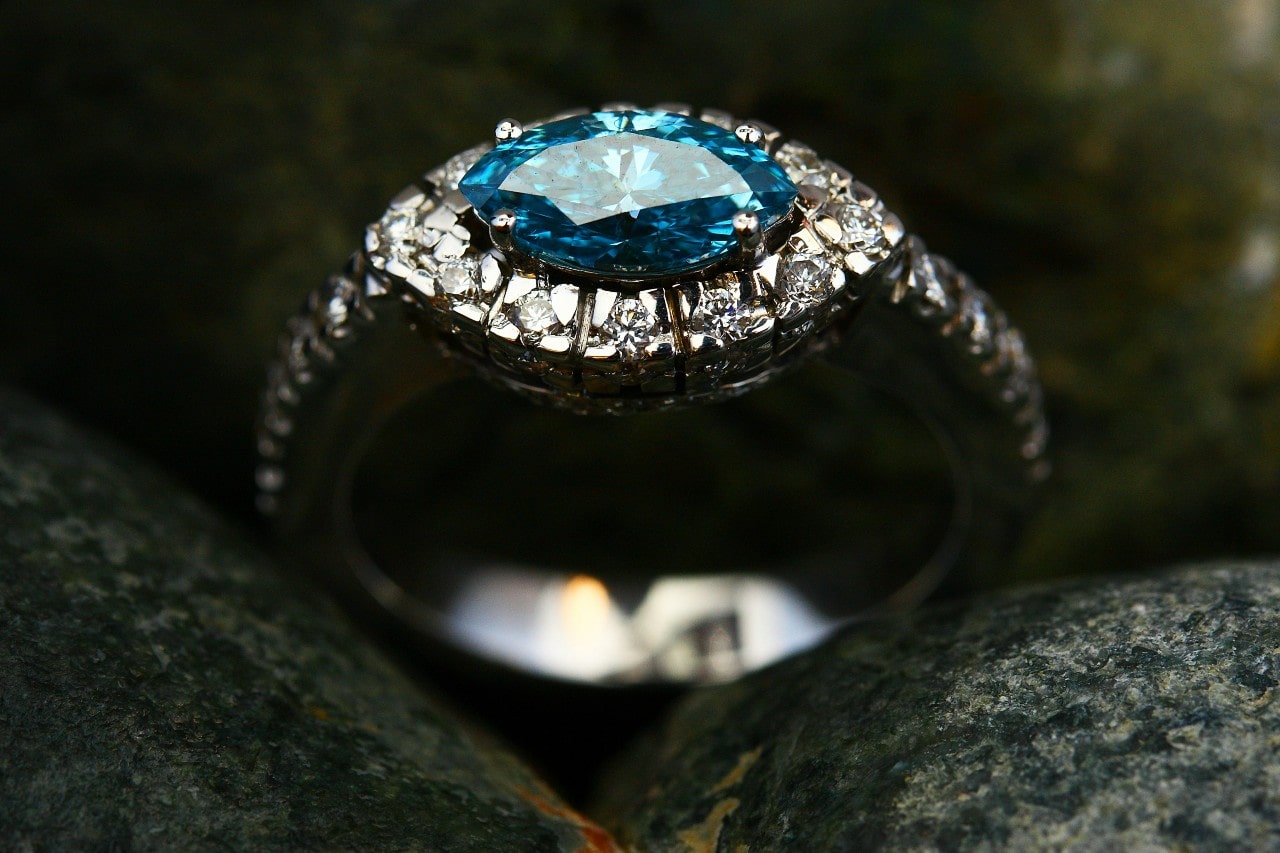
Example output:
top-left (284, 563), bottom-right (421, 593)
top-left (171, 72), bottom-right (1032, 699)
top-left (598, 563), bottom-right (1280, 850)
top-left (1, 1), bottom-right (1278, 587)
top-left (0, 389), bottom-right (613, 851)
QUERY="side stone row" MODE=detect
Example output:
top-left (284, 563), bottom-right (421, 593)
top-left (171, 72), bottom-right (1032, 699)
top-left (256, 135), bottom-right (1048, 509)
top-left (362, 142), bottom-right (904, 395)
top-left (361, 140), bottom-right (1043, 458)
top-left (255, 267), bottom-right (390, 515)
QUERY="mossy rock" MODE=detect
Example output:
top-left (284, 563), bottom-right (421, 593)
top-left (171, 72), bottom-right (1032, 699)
top-left (599, 563), bottom-right (1280, 850)
top-left (0, 388), bottom-right (612, 851)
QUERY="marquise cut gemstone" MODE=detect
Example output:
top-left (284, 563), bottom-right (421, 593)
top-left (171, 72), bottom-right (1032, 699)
top-left (459, 110), bottom-right (797, 277)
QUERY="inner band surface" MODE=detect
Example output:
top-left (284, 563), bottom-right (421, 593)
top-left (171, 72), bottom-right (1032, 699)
top-left (340, 365), bottom-right (959, 682)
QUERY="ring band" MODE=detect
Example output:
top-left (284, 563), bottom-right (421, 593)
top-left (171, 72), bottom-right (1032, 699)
top-left (256, 104), bottom-right (1048, 684)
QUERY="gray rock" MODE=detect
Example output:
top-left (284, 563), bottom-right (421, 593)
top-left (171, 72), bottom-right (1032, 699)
top-left (0, 389), bottom-right (614, 851)
top-left (598, 564), bottom-right (1280, 851)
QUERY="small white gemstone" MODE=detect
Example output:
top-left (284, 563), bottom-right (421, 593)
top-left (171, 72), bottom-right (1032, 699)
top-left (372, 207), bottom-right (443, 271)
top-left (437, 257), bottom-right (478, 298)
top-left (911, 252), bottom-right (950, 314)
top-left (691, 285), bottom-right (751, 341)
top-left (829, 201), bottom-right (891, 260)
top-left (774, 141), bottom-right (823, 182)
top-left (779, 253), bottom-right (834, 304)
top-left (602, 297), bottom-right (658, 354)
top-left (515, 290), bottom-right (558, 333)
top-left (775, 141), bottom-right (844, 195)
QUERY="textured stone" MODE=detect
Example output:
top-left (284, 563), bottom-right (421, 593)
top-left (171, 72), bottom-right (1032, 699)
top-left (0, 389), bottom-right (614, 851)
top-left (460, 109), bottom-right (796, 276)
top-left (598, 563), bottom-right (1280, 850)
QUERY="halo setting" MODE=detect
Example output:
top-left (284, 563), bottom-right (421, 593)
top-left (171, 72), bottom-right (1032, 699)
top-left (258, 103), bottom-right (1051, 683)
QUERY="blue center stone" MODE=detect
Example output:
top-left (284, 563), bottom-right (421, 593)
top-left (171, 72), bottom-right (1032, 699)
top-left (458, 109), bottom-right (798, 278)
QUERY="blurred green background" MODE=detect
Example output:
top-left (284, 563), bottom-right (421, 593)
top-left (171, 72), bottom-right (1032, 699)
top-left (3, 0), bottom-right (1278, 586)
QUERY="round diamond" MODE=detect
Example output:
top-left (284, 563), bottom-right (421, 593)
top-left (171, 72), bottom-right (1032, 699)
top-left (780, 253), bottom-right (835, 304)
top-left (774, 141), bottom-right (841, 194)
top-left (460, 109), bottom-right (797, 277)
top-left (602, 298), bottom-right (658, 353)
top-left (374, 209), bottom-right (431, 269)
top-left (437, 257), bottom-right (478, 298)
top-left (515, 290), bottom-right (558, 333)
top-left (773, 141), bottom-right (823, 181)
top-left (691, 286), bottom-right (751, 341)
top-left (830, 202), bottom-right (890, 260)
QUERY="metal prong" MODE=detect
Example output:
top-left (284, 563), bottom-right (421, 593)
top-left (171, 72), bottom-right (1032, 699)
top-left (494, 118), bottom-right (524, 143)
top-left (490, 209), bottom-right (517, 251)
top-left (734, 122), bottom-right (764, 147)
top-left (732, 210), bottom-right (764, 264)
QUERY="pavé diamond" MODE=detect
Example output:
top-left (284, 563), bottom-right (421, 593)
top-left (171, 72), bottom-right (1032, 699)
top-left (515, 290), bottom-right (558, 333)
top-left (779, 252), bottom-right (835, 304)
top-left (372, 209), bottom-right (435, 270)
top-left (773, 140), bottom-right (824, 184)
top-left (602, 297), bottom-right (658, 354)
top-left (774, 140), bottom-right (839, 193)
top-left (691, 285), bottom-right (751, 341)
top-left (437, 257), bottom-right (478, 299)
top-left (830, 202), bottom-right (891, 260)
top-left (460, 109), bottom-right (797, 277)
top-left (429, 144), bottom-right (490, 192)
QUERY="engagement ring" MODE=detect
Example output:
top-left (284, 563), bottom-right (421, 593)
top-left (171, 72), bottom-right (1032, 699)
top-left (257, 104), bottom-right (1048, 684)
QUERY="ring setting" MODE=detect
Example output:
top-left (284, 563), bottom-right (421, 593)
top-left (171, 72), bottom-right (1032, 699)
top-left (259, 102), bottom-right (1048, 683)
top-left (360, 103), bottom-right (939, 412)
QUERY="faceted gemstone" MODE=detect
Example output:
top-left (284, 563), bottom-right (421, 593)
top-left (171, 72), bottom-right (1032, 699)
top-left (372, 208), bottom-right (435, 271)
top-left (515, 290), bottom-right (557, 333)
top-left (690, 284), bottom-right (751, 341)
top-left (773, 140), bottom-right (837, 193)
top-left (962, 291), bottom-right (994, 355)
top-left (601, 297), bottom-right (658, 354)
top-left (459, 110), bottom-right (797, 278)
top-left (779, 253), bottom-right (835, 304)
top-left (437, 257), bottom-right (478, 298)
top-left (830, 201), bottom-right (890, 260)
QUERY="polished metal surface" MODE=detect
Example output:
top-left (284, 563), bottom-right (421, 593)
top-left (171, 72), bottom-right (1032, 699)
top-left (257, 104), bottom-right (1048, 684)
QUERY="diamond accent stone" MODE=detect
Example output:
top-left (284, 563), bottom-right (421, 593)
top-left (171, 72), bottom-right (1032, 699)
top-left (961, 290), bottom-right (994, 356)
top-left (601, 297), bottom-right (658, 354)
top-left (690, 284), bottom-right (753, 341)
top-left (371, 208), bottom-right (439, 271)
top-left (773, 141), bottom-right (841, 193)
top-left (459, 109), bottom-right (797, 277)
top-left (437, 257), bottom-right (479, 299)
top-left (910, 252), bottom-right (952, 315)
top-left (829, 201), bottom-right (892, 261)
top-left (779, 252), bottom-right (836, 305)
top-left (515, 289), bottom-right (558, 333)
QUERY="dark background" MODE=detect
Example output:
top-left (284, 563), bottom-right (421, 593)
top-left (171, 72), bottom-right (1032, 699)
top-left (3, 0), bottom-right (1278, 798)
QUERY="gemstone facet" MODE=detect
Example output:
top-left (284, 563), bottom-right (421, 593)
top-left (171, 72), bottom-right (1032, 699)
top-left (459, 110), bottom-right (797, 278)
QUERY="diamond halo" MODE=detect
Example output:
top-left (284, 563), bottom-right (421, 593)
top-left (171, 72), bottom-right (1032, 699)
top-left (360, 105), bottom-right (968, 412)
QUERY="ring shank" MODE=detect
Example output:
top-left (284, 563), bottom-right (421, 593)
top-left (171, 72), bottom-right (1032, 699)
top-left (263, 252), bottom-right (1042, 684)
